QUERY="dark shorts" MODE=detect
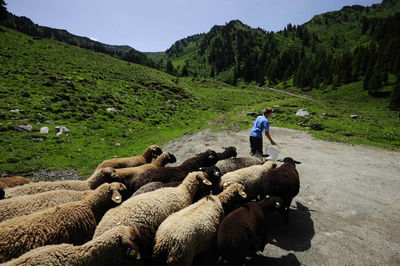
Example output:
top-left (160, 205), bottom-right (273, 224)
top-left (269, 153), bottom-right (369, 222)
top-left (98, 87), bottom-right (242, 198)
top-left (249, 136), bottom-right (263, 155)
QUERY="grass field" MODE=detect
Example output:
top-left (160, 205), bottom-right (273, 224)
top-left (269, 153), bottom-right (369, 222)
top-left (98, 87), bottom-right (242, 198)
top-left (1, 26), bottom-right (398, 178)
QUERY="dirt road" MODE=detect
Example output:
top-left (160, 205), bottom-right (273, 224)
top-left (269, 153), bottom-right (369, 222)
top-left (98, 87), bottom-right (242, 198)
top-left (163, 127), bottom-right (400, 265)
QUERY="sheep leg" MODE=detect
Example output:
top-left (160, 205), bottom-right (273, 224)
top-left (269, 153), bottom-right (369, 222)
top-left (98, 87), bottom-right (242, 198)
top-left (283, 199), bottom-right (293, 223)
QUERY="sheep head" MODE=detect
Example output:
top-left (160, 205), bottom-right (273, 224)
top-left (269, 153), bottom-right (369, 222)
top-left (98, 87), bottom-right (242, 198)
top-left (282, 157), bottom-right (302, 167)
top-left (109, 182), bottom-right (128, 203)
top-left (120, 226), bottom-right (142, 261)
top-left (166, 152), bottom-right (177, 164)
top-left (202, 166), bottom-right (221, 185)
top-left (149, 145), bottom-right (163, 158)
top-left (195, 171), bottom-right (212, 186)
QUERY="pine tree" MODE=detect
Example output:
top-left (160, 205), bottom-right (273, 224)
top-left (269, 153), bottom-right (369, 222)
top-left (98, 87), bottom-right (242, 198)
top-left (0, 0), bottom-right (7, 22)
top-left (166, 61), bottom-right (175, 75)
top-left (390, 76), bottom-right (400, 111)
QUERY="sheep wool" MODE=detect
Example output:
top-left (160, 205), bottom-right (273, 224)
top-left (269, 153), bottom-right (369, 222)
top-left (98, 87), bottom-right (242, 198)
top-left (0, 176), bottom-right (35, 189)
top-left (0, 182), bottom-right (127, 263)
top-left (153, 183), bottom-right (247, 266)
top-left (218, 160), bottom-right (277, 200)
top-left (215, 156), bottom-right (262, 176)
top-left (4, 226), bottom-right (141, 266)
top-left (0, 189), bottom-right (92, 222)
top-left (3, 167), bottom-right (119, 199)
top-left (93, 172), bottom-right (211, 258)
top-left (117, 152), bottom-right (176, 184)
top-left (96, 145), bottom-right (162, 170)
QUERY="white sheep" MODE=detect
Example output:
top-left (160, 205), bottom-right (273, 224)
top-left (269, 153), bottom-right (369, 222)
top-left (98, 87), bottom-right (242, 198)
top-left (93, 171), bottom-right (212, 260)
top-left (3, 167), bottom-right (119, 199)
top-left (217, 160), bottom-right (277, 200)
top-left (215, 156), bottom-right (262, 175)
top-left (3, 226), bottom-right (141, 266)
top-left (153, 183), bottom-right (247, 266)
top-left (0, 182), bottom-right (127, 263)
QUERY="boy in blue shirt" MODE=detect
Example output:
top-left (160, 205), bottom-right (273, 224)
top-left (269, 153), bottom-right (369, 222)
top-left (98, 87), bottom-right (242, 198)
top-left (249, 107), bottom-right (276, 155)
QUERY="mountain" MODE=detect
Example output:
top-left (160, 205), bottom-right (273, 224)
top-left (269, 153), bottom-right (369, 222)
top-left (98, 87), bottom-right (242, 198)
top-left (0, 11), bottom-right (159, 69)
top-left (162, 0), bottom-right (400, 109)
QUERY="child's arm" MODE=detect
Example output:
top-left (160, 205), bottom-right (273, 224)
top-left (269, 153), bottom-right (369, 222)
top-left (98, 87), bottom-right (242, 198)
top-left (265, 130), bottom-right (277, 145)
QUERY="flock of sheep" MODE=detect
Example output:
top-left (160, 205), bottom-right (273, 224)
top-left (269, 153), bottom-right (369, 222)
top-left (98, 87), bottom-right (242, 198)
top-left (0, 144), bottom-right (301, 265)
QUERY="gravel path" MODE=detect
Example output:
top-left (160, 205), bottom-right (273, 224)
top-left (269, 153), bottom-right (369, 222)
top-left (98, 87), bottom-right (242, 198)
top-left (162, 127), bottom-right (400, 265)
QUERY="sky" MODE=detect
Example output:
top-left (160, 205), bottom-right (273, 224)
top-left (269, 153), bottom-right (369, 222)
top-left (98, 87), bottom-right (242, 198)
top-left (6, 0), bottom-right (382, 52)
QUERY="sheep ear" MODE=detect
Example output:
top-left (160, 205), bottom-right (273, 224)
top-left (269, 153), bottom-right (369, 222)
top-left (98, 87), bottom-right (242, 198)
top-left (208, 154), bottom-right (214, 160)
top-left (111, 172), bottom-right (118, 178)
top-left (275, 202), bottom-right (281, 209)
top-left (239, 190), bottom-right (247, 199)
top-left (112, 190), bottom-right (122, 203)
top-left (202, 178), bottom-right (212, 186)
top-left (294, 160), bottom-right (302, 164)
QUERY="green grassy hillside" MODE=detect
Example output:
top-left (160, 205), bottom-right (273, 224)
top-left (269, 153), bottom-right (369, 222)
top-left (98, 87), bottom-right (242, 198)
top-left (0, 27), bottom-right (287, 176)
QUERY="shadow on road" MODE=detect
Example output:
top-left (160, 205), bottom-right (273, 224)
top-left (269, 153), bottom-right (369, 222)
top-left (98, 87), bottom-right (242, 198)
top-left (265, 201), bottom-right (315, 252)
top-left (247, 253), bottom-right (300, 266)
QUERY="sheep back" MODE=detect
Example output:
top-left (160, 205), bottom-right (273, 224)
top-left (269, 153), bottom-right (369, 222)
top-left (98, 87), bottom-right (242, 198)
top-left (215, 157), bottom-right (262, 176)
top-left (0, 189), bottom-right (92, 223)
top-left (0, 176), bottom-right (35, 189)
top-left (0, 202), bottom-right (96, 262)
top-left (4, 226), bottom-right (141, 266)
top-left (153, 195), bottom-right (224, 266)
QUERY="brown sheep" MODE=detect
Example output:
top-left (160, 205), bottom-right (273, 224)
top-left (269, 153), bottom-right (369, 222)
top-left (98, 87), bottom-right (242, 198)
top-left (0, 176), bottom-right (36, 189)
top-left (3, 226), bottom-right (141, 266)
top-left (3, 167), bottom-right (119, 199)
top-left (260, 157), bottom-right (301, 223)
top-left (129, 149), bottom-right (218, 192)
top-left (217, 195), bottom-right (283, 265)
top-left (116, 152), bottom-right (176, 185)
top-left (0, 182), bottom-right (127, 263)
top-left (96, 145), bottom-right (162, 170)
top-left (0, 189), bottom-right (94, 222)
top-left (216, 146), bottom-right (237, 160)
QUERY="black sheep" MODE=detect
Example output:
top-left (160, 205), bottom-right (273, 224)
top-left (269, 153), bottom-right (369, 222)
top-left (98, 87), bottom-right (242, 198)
top-left (260, 157), bottom-right (301, 223)
top-left (131, 166), bottom-right (221, 201)
top-left (0, 188), bottom-right (4, 200)
top-left (216, 146), bottom-right (237, 160)
top-left (217, 195), bottom-right (283, 265)
top-left (129, 149), bottom-right (218, 192)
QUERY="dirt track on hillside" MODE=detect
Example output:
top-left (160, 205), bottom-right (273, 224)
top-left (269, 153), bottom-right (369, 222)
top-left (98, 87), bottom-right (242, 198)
top-left (162, 127), bottom-right (400, 265)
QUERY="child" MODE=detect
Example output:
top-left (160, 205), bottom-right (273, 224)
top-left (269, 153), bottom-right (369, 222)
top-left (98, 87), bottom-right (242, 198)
top-left (249, 107), bottom-right (276, 156)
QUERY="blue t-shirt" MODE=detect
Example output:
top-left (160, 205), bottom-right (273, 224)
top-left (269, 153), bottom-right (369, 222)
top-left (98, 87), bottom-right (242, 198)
top-left (250, 115), bottom-right (269, 138)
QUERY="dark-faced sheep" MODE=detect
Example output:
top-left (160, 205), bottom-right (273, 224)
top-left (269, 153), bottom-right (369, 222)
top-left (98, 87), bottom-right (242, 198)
top-left (4, 226), bottom-right (141, 266)
top-left (3, 167), bottom-right (119, 199)
top-left (0, 182), bottom-right (127, 263)
top-left (93, 172), bottom-right (212, 261)
top-left (152, 183), bottom-right (247, 266)
top-left (217, 195), bottom-right (283, 265)
top-left (129, 149), bottom-right (217, 192)
top-left (216, 146), bottom-right (237, 160)
top-left (96, 145), bottom-right (162, 170)
top-left (260, 157), bottom-right (301, 222)
top-left (116, 152), bottom-right (176, 185)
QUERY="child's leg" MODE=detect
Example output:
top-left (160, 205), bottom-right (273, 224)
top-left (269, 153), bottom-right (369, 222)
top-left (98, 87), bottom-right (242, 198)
top-left (249, 136), bottom-right (258, 155)
top-left (256, 137), bottom-right (263, 155)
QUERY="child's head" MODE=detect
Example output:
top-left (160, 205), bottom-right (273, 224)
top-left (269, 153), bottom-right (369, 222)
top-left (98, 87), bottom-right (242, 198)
top-left (263, 107), bottom-right (272, 118)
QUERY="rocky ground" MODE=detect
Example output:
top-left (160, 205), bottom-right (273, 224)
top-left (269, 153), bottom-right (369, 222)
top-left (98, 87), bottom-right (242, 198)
top-left (163, 127), bottom-right (400, 265)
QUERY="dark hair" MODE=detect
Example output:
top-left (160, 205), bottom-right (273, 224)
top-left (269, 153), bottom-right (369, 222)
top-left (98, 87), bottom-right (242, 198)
top-left (263, 107), bottom-right (272, 115)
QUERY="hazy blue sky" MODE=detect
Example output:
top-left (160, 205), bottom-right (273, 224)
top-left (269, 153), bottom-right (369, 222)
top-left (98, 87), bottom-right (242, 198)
top-left (6, 0), bottom-right (381, 52)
